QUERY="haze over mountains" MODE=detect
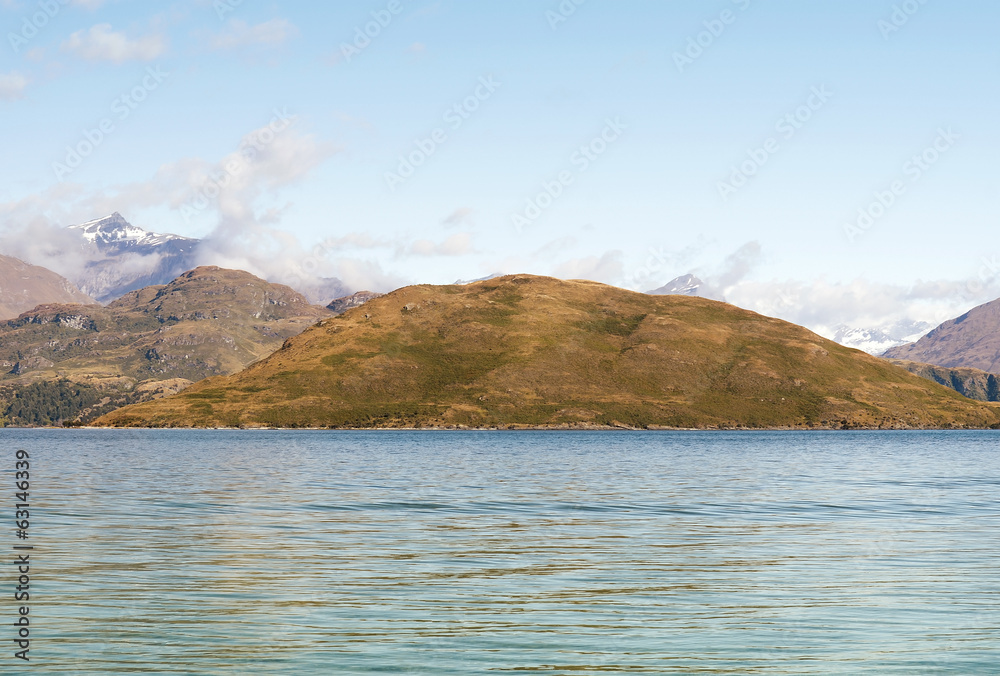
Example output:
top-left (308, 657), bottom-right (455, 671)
top-left (4, 212), bottom-right (350, 306)
top-left (68, 213), bottom-right (200, 302)
top-left (0, 213), bottom-right (975, 359)
top-left (647, 274), bottom-right (933, 355)
top-left (0, 254), bottom-right (94, 320)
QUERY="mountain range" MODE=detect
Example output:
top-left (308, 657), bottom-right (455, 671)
top-left (94, 275), bottom-right (1000, 430)
top-left (0, 266), bottom-right (330, 424)
top-left (832, 321), bottom-right (932, 356)
top-left (3, 228), bottom-right (1000, 426)
top-left (34, 213), bottom-right (349, 305)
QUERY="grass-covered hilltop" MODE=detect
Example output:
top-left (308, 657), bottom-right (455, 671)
top-left (94, 275), bottom-right (1000, 430)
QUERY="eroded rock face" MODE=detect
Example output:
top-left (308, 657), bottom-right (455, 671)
top-left (9, 305), bottom-right (101, 331)
top-left (9, 357), bottom-right (55, 375)
top-left (327, 291), bottom-right (384, 315)
top-left (888, 359), bottom-right (1000, 402)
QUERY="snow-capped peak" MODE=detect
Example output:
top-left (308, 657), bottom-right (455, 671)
top-left (832, 321), bottom-right (933, 355)
top-left (68, 213), bottom-right (193, 247)
top-left (648, 274), bottom-right (705, 296)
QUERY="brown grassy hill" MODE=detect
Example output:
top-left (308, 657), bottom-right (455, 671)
top-left (0, 254), bottom-right (94, 320)
top-left (887, 359), bottom-right (1000, 402)
top-left (884, 298), bottom-right (1000, 372)
top-left (0, 267), bottom-right (330, 424)
top-left (94, 275), bottom-right (1000, 430)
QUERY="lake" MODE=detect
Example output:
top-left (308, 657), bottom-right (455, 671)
top-left (4, 430), bottom-right (999, 674)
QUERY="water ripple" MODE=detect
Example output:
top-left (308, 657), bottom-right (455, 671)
top-left (1, 429), bottom-right (998, 674)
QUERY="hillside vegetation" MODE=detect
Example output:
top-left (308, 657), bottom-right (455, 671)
top-left (94, 275), bottom-right (1000, 429)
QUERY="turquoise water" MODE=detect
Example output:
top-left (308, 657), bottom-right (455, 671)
top-left (3, 430), bottom-right (999, 674)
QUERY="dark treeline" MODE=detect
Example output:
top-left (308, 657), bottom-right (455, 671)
top-left (0, 380), bottom-right (141, 427)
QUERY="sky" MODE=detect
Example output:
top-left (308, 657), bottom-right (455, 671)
top-left (0, 0), bottom-right (998, 336)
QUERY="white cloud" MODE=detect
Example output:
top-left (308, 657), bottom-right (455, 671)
top-left (210, 19), bottom-right (298, 50)
top-left (62, 24), bottom-right (167, 64)
top-left (0, 71), bottom-right (27, 100)
top-left (554, 251), bottom-right (624, 284)
top-left (0, 121), bottom-right (351, 295)
top-left (442, 207), bottom-right (474, 227)
top-left (630, 240), bottom-right (1000, 340)
top-left (726, 277), bottom-right (996, 340)
top-left (408, 233), bottom-right (473, 257)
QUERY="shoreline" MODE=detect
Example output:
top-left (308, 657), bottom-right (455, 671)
top-left (3, 425), bottom-right (997, 432)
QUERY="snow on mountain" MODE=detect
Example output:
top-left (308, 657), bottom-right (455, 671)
top-left (832, 321), bottom-right (933, 355)
top-left (63, 213), bottom-right (350, 305)
top-left (647, 274), bottom-right (706, 296)
top-left (65, 213), bottom-right (200, 302)
top-left (68, 213), bottom-right (195, 250)
top-left (455, 273), bottom-right (506, 285)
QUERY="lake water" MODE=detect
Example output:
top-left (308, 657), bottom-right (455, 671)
top-left (3, 430), bottom-right (999, 674)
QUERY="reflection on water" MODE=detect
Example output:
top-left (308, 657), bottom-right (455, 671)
top-left (6, 429), bottom-right (999, 674)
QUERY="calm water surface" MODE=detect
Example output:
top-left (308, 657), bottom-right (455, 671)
top-left (3, 430), bottom-right (999, 674)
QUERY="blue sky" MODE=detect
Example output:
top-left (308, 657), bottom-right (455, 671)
top-left (0, 0), bottom-right (998, 334)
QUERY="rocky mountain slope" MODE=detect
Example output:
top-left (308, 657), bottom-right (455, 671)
top-left (0, 267), bottom-right (331, 424)
top-left (94, 275), bottom-right (1000, 430)
top-left (888, 359), bottom-right (1000, 402)
top-left (68, 213), bottom-right (200, 302)
top-left (884, 298), bottom-right (1000, 372)
top-left (0, 254), bottom-right (95, 320)
top-left (327, 291), bottom-right (383, 315)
